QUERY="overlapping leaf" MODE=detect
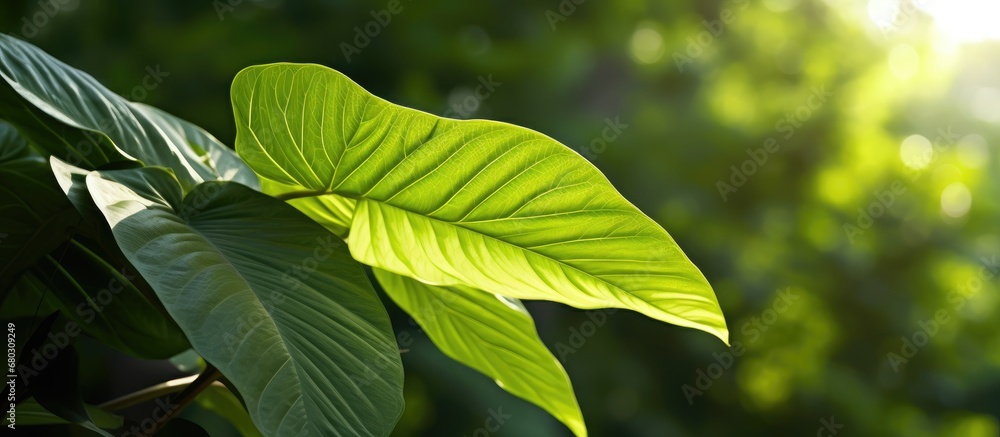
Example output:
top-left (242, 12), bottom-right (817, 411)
top-left (0, 34), bottom-right (257, 188)
top-left (3, 399), bottom-right (122, 429)
top-left (13, 313), bottom-right (113, 436)
top-left (87, 167), bottom-right (403, 436)
top-left (0, 120), bottom-right (79, 292)
top-left (195, 385), bottom-right (265, 437)
top-left (374, 269), bottom-right (586, 436)
top-left (231, 64), bottom-right (728, 344)
top-left (12, 238), bottom-right (190, 358)
top-left (1, 122), bottom-right (188, 357)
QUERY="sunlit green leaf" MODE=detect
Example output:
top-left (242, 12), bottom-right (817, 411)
top-left (130, 103), bottom-right (259, 189)
top-left (374, 269), bottom-right (586, 436)
top-left (231, 63), bottom-right (728, 344)
top-left (195, 385), bottom-right (264, 437)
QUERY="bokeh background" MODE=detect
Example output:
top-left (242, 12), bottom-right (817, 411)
top-left (2, 0), bottom-right (999, 435)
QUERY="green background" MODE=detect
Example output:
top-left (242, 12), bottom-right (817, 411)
top-left (2, 0), bottom-right (998, 435)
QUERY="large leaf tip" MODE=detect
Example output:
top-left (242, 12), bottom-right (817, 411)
top-left (230, 61), bottom-right (730, 347)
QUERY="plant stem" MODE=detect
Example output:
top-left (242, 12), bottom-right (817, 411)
top-left (99, 375), bottom-right (196, 411)
top-left (99, 365), bottom-right (224, 432)
top-left (151, 365), bottom-right (222, 433)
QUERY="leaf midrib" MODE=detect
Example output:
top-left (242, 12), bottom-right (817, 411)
top-left (180, 208), bottom-right (387, 436)
top-left (174, 214), bottom-right (313, 435)
top-left (305, 190), bottom-right (699, 315)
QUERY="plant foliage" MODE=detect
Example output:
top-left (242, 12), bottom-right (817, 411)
top-left (0, 35), bottom-right (726, 436)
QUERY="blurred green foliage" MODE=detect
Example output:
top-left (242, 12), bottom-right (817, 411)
top-left (1, 0), bottom-right (998, 435)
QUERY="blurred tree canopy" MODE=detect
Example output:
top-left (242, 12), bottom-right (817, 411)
top-left (1, 0), bottom-right (998, 435)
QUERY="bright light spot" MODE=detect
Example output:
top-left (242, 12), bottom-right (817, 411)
top-left (494, 294), bottom-right (527, 315)
top-left (630, 24), bottom-right (665, 65)
top-left (764, 0), bottom-right (800, 12)
top-left (921, 0), bottom-right (1000, 43)
top-left (900, 134), bottom-right (932, 169)
top-left (888, 44), bottom-right (920, 79)
top-left (957, 134), bottom-right (990, 168)
top-left (971, 88), bottom-right (1000, 124)
top-left (941, 182), bottom-right (972, 218)
top-left (868, 0), bottom-right (900, 29)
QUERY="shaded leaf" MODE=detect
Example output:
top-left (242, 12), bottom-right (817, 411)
top-left (157, 418), bottom-right (211, 437)
top-left (0, 35), bottom-right (250, 187)
top-left (87, 168), bottom-right (403, 436)
top-left (13, 237), bottom-right (190, 359)
top-left (0, 120), bottom-right (79, 293)
top-left (3, 399), bottom-right (122, 429)
top-left (14, 313), bottom-right (112, 436)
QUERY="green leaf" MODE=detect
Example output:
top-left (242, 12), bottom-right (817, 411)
top-left (15, 313), bottom-right (113, 437)
top-left (0, 120), bottom-right (80, 293)
top-left (13, 237), bottom-right (191, 358)
top-left (195, 385), bottom-right (265, 437)
top-left (374, 269), bottom-right (586, 436)
top-left (3, 152), bottom-right (191, 359)
top-left (4, 399), bottom-right (123, 429)
top-left (231, 63), bottom-right (728, 344)
top-left (130, 103), bottom-right (259, 189)
top-left (264, 177), bottom-right (355, 238)
top-left (0, 35), bottom-right (248, 187)
top-left (86, 168), bottom-right (404, 436)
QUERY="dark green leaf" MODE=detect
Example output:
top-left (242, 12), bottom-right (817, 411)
top-left (87, 168), bottom-right (404, 436)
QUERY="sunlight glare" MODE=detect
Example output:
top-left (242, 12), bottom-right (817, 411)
top-left (922, 0), bottom-right (1000, 43)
